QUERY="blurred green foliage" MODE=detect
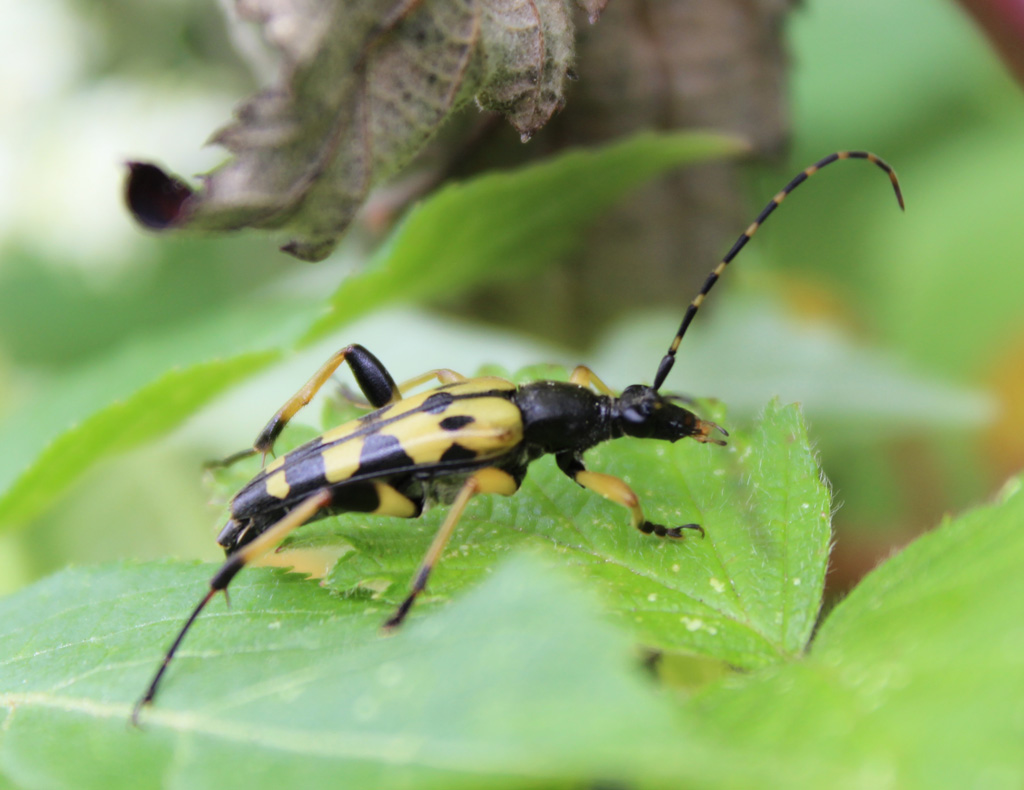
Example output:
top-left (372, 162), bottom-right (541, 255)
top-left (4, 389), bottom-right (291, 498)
top-left (2, 474), bottom-right (1022, 787)
top-left (777, 0), bottom-right (1024, 551)
top-left (1, 0), bottom-right (1023, 786)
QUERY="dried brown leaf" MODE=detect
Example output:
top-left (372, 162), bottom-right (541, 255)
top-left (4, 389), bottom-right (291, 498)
top-left (128, 0), bottom-right (597, 260)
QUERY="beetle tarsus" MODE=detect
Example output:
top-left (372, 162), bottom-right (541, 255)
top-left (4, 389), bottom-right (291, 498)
top-left (382, 597), bottom-right (415, 631)
top-left (203, 447), bottom-right (257, 470)
top-left (641, 521), bottom-right (705, 539)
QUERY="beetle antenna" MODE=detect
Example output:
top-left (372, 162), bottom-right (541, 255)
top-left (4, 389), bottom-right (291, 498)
top-left (651, 151), bottom-right (904, 391)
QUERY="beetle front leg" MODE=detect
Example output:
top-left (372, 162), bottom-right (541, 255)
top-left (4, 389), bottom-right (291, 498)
top-left (383, 467), bottom-right (519, 630)
top-left (555, 452), bottom-right (705, 539)
top-left (210, 344), bottom-right (401, 468)
top-left (569, 365), bottom-right (616, 396)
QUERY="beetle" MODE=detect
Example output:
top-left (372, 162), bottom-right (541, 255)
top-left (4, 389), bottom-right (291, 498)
top-left (133, 151), bottom-right (903, 721)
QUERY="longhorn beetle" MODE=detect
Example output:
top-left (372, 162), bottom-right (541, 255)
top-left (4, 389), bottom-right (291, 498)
top-left (133, 151), bottom-right (903, 722)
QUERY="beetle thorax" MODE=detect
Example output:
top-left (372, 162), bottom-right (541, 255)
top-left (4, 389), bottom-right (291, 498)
top-left (515, 380), bottom-right (615, 454)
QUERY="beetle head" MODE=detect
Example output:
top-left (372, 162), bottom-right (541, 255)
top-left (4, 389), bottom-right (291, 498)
top-left (615, 385), bottom-right (727, 445)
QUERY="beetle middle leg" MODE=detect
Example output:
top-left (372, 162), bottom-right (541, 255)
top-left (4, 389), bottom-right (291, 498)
top-left (555, 452), bottom-right (705, 539)
top-left (396, 368), bottom-right (467, 394)
top-left (383, 467), bottom-right (519, 629)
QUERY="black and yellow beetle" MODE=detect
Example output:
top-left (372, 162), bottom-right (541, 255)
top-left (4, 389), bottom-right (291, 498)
top-left (134, 151), bottom-right (903, 720)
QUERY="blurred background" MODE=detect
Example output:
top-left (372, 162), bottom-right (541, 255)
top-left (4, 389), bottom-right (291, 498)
top-left (1, 0), bottom-right (1022, 598)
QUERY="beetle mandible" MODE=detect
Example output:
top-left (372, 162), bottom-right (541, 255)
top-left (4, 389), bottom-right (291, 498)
top-left (134, 151), bottom-right (903, 721)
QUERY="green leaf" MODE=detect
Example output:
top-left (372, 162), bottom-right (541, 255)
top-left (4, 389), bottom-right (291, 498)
top-left (0, 351), bottom-right (280, 530)
top-left (690, 476), bottom-right (1024, 789)
top-left (0, 556), bottom-right (744, 790)
top-left (302, 131), bottom-right (744, 344)
top-left (278, 394), bottom-right (830, 668)
top-left (0, 297), bottom-right (312, 530)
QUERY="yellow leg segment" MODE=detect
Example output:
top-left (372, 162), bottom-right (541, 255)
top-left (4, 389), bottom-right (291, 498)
top-left (372, 482), bottom-right (421, 518)
top-left (133, 489), bottom-right (333, 723)
top-left (574, 470), bottom-right (704, 540)
top-left (209, 345), bottom-right (401, 468)
top-left (383, 467), bottom-right (518, 629)
top-left (569, 365), bottom-right (616, 396)
top-left (396, 368), bottom-right (467, 394)
top-left (257, 347), bottom-right (392, 456)
top-left (231, 490), bottom-right (334, 566)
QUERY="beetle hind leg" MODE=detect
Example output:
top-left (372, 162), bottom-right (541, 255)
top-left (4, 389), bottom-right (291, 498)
top-left (133, 489), bottom-right (333, 724)
top-left (209, 345), bottom-right (402, 469)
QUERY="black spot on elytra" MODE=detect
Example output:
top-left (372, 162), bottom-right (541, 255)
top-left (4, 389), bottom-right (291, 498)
top-left (439, 415), bottom-right (475, 431)
top-left (283, 453), bottom-right (327, 493)
top-left (440, 443), bottom-right (477, 463)
top-left (422, 391), bottom-right (455, 414)
top-left (358, 433), bottom-right (414, 476)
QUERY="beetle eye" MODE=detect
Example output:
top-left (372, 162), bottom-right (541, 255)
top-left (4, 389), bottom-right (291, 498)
top-left (622, 407), bottom-right (645, 424)
top-left (622, 400), bottom-right (653, 424)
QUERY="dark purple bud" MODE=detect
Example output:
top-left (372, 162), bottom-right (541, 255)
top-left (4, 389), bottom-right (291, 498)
top-left (125, 162), bottom-right (193, 229)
